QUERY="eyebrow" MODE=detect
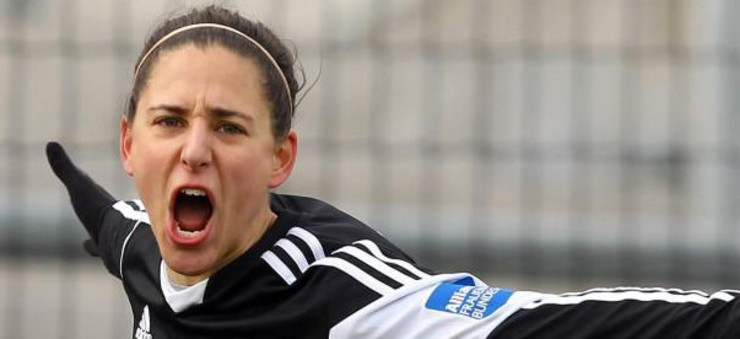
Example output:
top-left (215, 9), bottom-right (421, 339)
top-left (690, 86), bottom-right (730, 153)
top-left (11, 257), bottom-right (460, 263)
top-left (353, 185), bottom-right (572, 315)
top-left (148, 104), bottom-right (187, 114)
top-left (211, 107), bottom-right (255, 123)
top-left (148, 104), bottom-right (255, 123)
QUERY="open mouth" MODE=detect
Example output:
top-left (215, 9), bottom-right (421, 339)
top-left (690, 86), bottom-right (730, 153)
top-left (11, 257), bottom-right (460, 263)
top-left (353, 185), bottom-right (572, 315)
top-left (170, 187), bottom-right (214, 245)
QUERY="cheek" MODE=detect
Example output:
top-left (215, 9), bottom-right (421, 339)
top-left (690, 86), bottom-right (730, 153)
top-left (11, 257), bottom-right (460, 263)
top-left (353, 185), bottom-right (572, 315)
top-left (131, 144), bottom-right (160, 188)
top-left (221, 148), bottom-right (274, 198)
top-left (130, 134), bottom-right (180, 179)
top-left (129, 137), bottom-right (176, 216)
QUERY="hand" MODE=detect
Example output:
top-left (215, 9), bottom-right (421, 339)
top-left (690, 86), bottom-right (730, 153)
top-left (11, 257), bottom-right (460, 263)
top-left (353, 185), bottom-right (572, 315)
top-left (46, 142), bottom-right (116, 257)
top-left (82, 238), bottom-right (100, 257)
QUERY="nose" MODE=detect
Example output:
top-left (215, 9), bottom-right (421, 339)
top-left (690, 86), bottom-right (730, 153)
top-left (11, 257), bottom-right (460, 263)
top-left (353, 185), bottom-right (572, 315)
top-left (180, 122), bottom-right (212, 170)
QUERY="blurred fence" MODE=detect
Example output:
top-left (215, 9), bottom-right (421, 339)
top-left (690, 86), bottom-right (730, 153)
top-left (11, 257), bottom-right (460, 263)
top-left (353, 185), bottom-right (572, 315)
top-left (3, 0), bottom-right (740, 337)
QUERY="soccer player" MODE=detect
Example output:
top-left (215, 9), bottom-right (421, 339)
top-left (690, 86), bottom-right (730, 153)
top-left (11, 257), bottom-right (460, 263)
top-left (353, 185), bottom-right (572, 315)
top-left (48, 5), bottom-right (740, 338)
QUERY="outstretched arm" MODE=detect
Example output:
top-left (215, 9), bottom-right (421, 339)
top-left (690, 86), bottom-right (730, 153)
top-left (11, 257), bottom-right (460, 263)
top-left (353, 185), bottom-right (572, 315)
top-left (46, 141), bottom-right (116, 256)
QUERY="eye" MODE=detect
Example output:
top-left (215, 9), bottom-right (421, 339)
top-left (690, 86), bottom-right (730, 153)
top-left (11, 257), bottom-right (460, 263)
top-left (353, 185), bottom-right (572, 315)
top-left (155, 116), bottom-right (185, 128)
top-left (217, 123), bottom-right (246, 135)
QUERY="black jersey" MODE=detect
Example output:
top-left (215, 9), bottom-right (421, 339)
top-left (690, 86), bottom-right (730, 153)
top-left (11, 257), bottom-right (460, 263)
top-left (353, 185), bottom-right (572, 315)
top-left (87, 193), bottom-right (740, 339)
top-left (45, 142), bottom-right (740, 338)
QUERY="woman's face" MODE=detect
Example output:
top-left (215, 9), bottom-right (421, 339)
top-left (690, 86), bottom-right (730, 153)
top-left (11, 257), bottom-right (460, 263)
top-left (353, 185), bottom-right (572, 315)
top-left (120, 44), bottom-right (296, 281)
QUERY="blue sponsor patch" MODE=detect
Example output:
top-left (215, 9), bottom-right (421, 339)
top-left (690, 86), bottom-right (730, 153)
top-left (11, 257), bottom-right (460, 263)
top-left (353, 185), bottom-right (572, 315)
top-left (425, 279), bottom-right (513, 319)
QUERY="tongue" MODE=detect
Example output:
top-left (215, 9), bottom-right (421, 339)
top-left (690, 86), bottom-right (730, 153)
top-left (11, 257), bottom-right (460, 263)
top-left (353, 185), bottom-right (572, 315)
top-left (174, 196), bottom-right (211, 231)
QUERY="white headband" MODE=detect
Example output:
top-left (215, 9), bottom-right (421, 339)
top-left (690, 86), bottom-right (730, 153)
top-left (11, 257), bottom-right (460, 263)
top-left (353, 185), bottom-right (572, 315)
top-left (134, 23), bottom-right (293, 112)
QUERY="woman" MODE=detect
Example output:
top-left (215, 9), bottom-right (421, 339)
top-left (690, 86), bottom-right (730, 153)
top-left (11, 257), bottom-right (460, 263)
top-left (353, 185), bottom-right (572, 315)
top-left (48, 5), bottom-right (740, 339)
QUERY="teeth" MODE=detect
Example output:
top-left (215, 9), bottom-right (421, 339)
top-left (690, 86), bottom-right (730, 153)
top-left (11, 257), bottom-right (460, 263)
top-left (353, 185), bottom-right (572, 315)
top-left (181, 188), bottom-right (206, 197)
top-left (176, 223), bottom-right (203, 238)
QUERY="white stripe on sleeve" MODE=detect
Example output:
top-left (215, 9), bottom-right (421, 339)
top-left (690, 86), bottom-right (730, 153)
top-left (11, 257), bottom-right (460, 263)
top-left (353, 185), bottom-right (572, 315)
top-left (523, 289), bottom-right (735, 309)
top-left (288, 227), bottom-right (325, 261)
top-left (312, 257), bottom-right (394, 296)
top-left (333, 246), bottom-right (416, 285)
top-left (353, 240), bottom-right (430, 279)
top-left (275, 239), bottom-right (310, 273)
top-left (118, 220), bottom-right (142, 278)
top-left (559, 286), bottom-right (709, 298)
top-left (261, 250), bottom-right (297, 285)
top-left (113, 200), bottom-right (150, 224)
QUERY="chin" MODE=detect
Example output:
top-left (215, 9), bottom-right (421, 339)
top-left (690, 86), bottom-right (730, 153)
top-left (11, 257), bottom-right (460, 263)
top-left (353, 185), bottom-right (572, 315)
top-left (162, 246), bottom-right (218, 277)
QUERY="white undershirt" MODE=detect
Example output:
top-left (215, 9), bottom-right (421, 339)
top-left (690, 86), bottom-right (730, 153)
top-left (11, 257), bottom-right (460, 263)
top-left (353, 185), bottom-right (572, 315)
top-left (159, 260), bottom-right (209, 313)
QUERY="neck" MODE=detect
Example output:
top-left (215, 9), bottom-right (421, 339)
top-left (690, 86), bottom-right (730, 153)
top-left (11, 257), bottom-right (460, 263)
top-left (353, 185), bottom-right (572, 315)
top-left (167, 210), bottom-right (278, 286)
top-left (168, 268), bottom-right (208, 286)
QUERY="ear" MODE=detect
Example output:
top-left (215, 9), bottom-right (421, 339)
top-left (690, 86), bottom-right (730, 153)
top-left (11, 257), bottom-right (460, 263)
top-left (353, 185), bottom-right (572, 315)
top-left (119, 115), bottom-right (134, 176)
top-left (269, 130), bottom-right (298, 189)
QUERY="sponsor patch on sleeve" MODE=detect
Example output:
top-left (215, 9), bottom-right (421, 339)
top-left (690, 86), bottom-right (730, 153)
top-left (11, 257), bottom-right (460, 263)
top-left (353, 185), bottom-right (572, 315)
top-left (425, 279), bottom-right (513, 319)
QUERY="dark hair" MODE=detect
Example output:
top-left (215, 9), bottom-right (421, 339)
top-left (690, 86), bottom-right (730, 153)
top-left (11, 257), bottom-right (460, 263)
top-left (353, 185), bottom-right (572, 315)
top-left (127, 5), bottom-right (300, 140)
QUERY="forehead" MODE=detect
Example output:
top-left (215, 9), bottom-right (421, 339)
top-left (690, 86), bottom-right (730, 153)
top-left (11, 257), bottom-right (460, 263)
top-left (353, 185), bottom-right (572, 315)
top-left (139, 44), bottom-right (269, 116)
